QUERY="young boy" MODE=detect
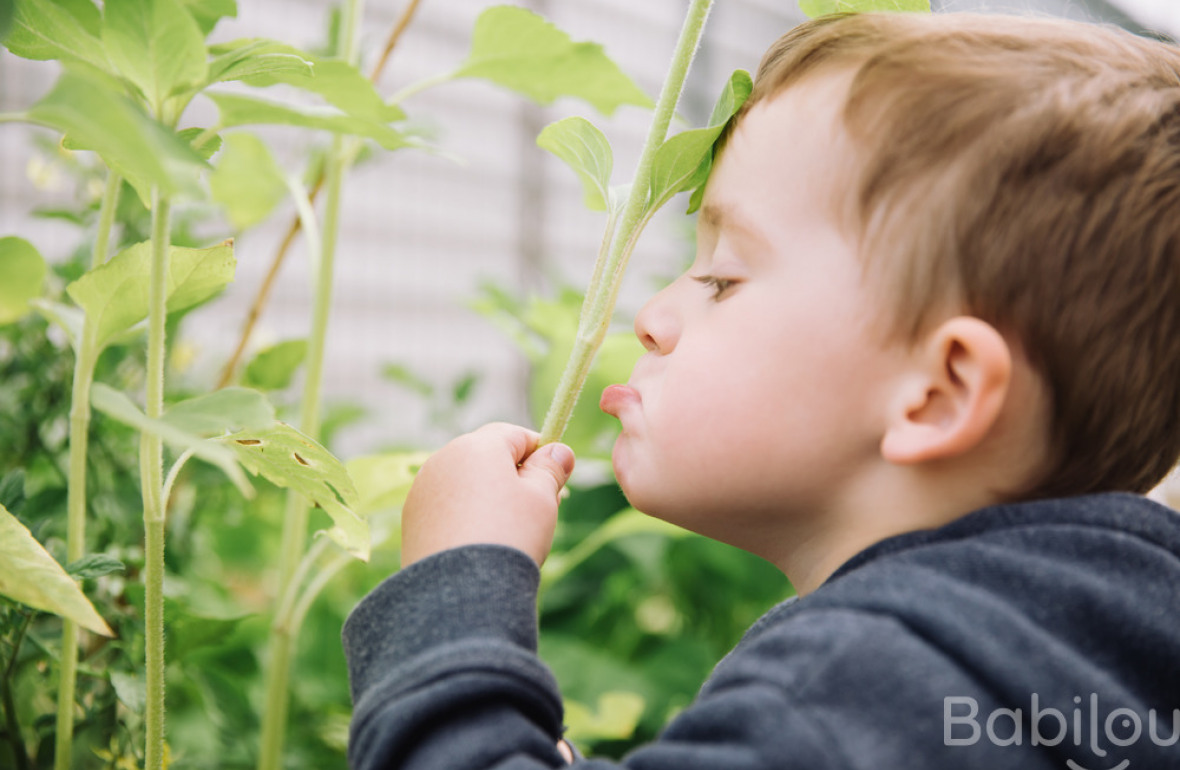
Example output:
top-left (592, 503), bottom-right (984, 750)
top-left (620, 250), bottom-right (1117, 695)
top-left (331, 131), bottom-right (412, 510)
top-left (343, 12), bottom-right (1180, 769)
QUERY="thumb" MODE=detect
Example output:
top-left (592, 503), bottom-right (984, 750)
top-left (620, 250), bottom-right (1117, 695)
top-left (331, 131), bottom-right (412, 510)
top-left (519, 442), bottom-right (575, 496)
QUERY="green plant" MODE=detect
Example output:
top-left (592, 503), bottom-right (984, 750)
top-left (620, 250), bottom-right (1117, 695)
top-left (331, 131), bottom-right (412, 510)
top-left (0, 1), bottom-right (931, 766)
top-left (0, 1), bottom-right (657, 766)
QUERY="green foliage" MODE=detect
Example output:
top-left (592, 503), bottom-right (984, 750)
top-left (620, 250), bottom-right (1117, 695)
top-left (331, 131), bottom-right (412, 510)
top-left (210, 132), bottom-right (288, 230)
top-left (27, 71), bottom-right (207, 204)
top-left (654, 68), bottom-right (752, 214)
top-left (454, 6), bottom-right (653, 115)
top-left (243, 339), bottom-right (308, 391)
top-left (799, 0), bottom-right (931, 17)
top-left (537, 117), bottom-right (613, 212)
top-left (0, 236), bottom-right (46, 324)
top-left (101, 0), bottom-right (208, 111)
top-left (5, 0), bottom-right (107, 69)
top-left (90, 382), bottom-right (253, 495)
top-left (0, 503), bottom-right (113, 635)
top-left (0, 0), bottom-right (13, 43)
top-left (181, 0), bottom-right (237, 37)
top-left (65, 239), bottom-right (234, 352)
top-left (206, 91), bottom-right (413, 150)
top-left (218, 423), bottom-right (367, 559)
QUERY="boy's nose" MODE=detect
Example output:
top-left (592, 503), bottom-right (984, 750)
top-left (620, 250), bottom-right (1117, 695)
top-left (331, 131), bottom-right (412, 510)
top-left (633, 281), bottom-right (681, 354)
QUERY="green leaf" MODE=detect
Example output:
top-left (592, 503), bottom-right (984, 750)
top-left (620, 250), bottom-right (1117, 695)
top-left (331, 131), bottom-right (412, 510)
top-left (162, 387), bottom-right (275, 436)
top-left (181, 0), bottom-right (236, 36)
top-left (798, 0), bottom-right (930, 17)
top-left (0, 502), bottom-right (114, 636)
top-left (217, 424), bottom-right (368, 560)
top-left (0, 0), bottom-right (15, 43)
top-left (242, 339), bottom-right (307, 391)
top-left (210, 132), bottom-right (288, 230)
top-left (109, 671), bottom-right (145, 714)
top-left (649, 69), bottom-right (753, 214)
top-left (102, 0), bottom-right (208, 108)
top-left (0, 236), bottom-right (46, 325)
top-left (346, 451), bottom-right (428, 517)
top-left (177, 127), bottom-right (222, 161)
top-left (27, 70), bottom-right (208, 204)
top-left (454, 6), bottom-right (652, 116)
top-left (66, 554), bottom-right (126, 580)
top-left (0, 469), bottom-right (25, 513)
top-left (537, 117), bottom-right (612, 212)
top-left (4, 0), bottom-right (107, 70)
top-left (210, 40), bottom-right (403, 123)
top-left (206, 38), bottom-right (315, 86)
top-left (206, 92), bottom-right (413, 151)
top-left (266, 58), bottom-right (404, 122)
top-left (90, 383), bottom-right (253, 496)
top-left (66, 239), bottom-right (235, 351)
top-left (166, 599), bottom-right (248, 658)
top-left (381, 363), bottom-right (433, 397)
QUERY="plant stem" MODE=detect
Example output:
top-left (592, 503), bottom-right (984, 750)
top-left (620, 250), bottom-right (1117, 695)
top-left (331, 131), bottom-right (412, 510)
top-left (4, 612), bottom-right (32, 770)
top-left (273, 538), bottom-right (330, 636)
top-left (92, 171), bottom-right (122, 269)
top-left (539, 0), bottom-right (714, 445)
top-left (368, 0), bottom-right (425, 81)
top-left (257, 4), bottom-right (363, 768)
top-left (387, 70), bottom-right (452, 105)
top-left (216, 0), bottom-right (426, 389)
top-left (53, 329), bottom-right (99, 770)
top-left (141, 189), bottom-right (172, 770)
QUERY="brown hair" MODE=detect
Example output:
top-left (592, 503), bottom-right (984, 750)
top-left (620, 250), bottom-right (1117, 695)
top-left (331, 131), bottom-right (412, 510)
top-left (741, 12), bottom-right (1180, 498)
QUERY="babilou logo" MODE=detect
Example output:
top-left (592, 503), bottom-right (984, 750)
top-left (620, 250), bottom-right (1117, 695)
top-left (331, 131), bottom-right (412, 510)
top-left (944, 694), bottom-right (1180, 769)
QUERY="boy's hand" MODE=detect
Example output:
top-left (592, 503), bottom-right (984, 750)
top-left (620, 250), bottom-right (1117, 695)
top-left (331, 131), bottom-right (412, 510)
top-left (400, 423), bottom-right (576, 568)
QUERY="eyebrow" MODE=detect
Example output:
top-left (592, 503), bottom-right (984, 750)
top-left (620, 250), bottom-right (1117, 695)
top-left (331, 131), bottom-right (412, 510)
top-left (698, 202), bottom-right (765, 245)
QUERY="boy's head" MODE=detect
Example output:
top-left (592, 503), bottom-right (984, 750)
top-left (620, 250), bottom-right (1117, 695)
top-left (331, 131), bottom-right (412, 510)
top-left (733, 12), bottom-right (1180, 500)
top-left (605, 12), bottom-right (1180, 583)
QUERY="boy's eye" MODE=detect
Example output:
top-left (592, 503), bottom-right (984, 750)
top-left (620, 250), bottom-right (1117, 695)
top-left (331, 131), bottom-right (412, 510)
top-left (692, 274), bottom-right (736, 300)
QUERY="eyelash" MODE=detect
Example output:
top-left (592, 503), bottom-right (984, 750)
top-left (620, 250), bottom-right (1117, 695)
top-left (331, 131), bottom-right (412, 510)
top-left (692, 274), bottom-right (736, 300)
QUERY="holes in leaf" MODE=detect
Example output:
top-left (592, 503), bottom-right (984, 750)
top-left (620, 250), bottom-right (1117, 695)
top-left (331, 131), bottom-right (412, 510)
top-left (236, 439), bottom-right (262, 446)
top-left (293, 452), bottom-right (309, 466)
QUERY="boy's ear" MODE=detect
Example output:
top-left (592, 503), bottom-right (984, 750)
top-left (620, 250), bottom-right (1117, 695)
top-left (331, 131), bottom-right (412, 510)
top-left (881, 316), bottom-right (1012, 465)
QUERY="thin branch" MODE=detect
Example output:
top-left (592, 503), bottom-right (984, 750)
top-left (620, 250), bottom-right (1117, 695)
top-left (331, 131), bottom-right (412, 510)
top-left (368, 0), bottom-right (424, 82)
top-left (215, 0), bottom-right (427, 389)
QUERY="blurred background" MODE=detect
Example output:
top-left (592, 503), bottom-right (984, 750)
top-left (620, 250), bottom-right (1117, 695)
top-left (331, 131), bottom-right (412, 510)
top-left (3, 0), bottom-right (1176, 462)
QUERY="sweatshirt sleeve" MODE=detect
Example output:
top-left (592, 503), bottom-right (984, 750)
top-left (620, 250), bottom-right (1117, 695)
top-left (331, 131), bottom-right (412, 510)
top-left (341, 545), bottom-right (970, 770)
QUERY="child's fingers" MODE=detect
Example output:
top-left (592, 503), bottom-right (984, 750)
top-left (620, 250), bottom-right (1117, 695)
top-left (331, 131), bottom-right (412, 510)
top-left (473, 422), bottom-right (542, 465)
top-left (517, 442), bottom-right (576, 499)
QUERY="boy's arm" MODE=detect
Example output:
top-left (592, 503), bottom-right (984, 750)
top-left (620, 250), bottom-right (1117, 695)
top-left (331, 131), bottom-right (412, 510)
top-left (344, 422), bottom-right (577, 767)
top-left (343, 542), bottom-right (825, 770)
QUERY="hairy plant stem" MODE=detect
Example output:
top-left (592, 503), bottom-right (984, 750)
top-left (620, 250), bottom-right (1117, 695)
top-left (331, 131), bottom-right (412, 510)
top-left (4, 612), bottom-right (33, 770)
top-left (92, 171), bottom-right (122, 269)
top-left (257, 4), bottom-right (363, 768)
top-left (539, 0), bottom-right (714, 445)
top-left (52, 157), bottom-right (123, 770)
top-left (52, 333), bottom-right (98, 770)
top-left (216, 0), bottom-right (426, 389)
top-left (141, 190), bottom-right (172, 770)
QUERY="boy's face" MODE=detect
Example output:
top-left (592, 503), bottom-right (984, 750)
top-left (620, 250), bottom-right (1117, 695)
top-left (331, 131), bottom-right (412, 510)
top-left (602, 72), bottom-right (908, 554)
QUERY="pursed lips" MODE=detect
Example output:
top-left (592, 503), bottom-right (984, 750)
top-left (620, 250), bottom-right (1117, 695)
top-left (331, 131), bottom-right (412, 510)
top-left (600, 383), bottom-right (642, 421)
